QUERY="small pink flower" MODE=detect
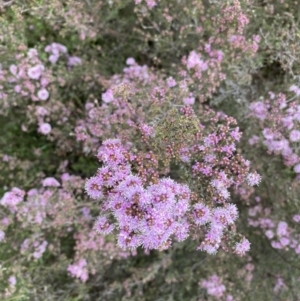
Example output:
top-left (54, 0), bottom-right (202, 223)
top-left (27, 48), bottom-right (38, 58)
top-left (293, 214), bottom-right (300, 222)
top-left (40, 77), bottom-right (49, 87)
top-left (68, 56), bottom-right (82, 66)
top-left (14, 85), bottom-right (21, 93)
top-left (27, 64), bottom-right (44, 80)
top-left (234, 238), bottom-right (250, 256)
top-left (8, 276), bottom-right (16, 286)
top-left (126, 57), bottom-right (136, 65)
top-left (42, 177), bottom-right (60, 187)
top-left (294, 164), bottom-right (300, 173)
top-left (36, 106), bottom-right (48, 116)
top-left (102, 89), bottom-right (114, 103)
top-left (186, 51), bottom-right (201, 69)
top-left (277, 221), bottom-right (288, 237)
top-left (289, 85), bottom-right (300, 96)
top-left (94, 216), bottom-right (114, 234)
top-left (193, 203), bottom-right (211, 225)
top-left (289, 130), bottom-right (300, 142)
top-left (49, 54), bottom-right (59, 64)
top-left (246, 172), bottom-right (261, 186)
top-left (166, 77), bottom-right (176, 87)
top-left (183, 94), bottom-right (195, 105)
top-left (37, 88), bottom-right (49, 101)
top-left (248, 135), bottom-right (260, 145)
top-left (9, 65), bottom-right (18, 76)
top-left (38, 123), bottom-right (52, 135)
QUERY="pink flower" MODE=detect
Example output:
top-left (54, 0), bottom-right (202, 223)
top-left (234, 238), bottom-right (250, 256)
top-left (49, 54), bottom-right (59, 64)
top-left (42, 177), bottom-right (60, 187)
top-left (294, 164), bottom-right (300, 173)
top-left (249, 101), bottom-right (267, 120)
top-left (38, 123), bottom-right (52, 135)
top-left (140, 124), bottom-right (155, 137)
top-left (193, 203), bottom-right (211, 225)
top-left (225, 203), bottom-right (238, 222)
top-left (14, 85), bottom-right (21, 93)
top-left (8, 276), bottom-right (16, 286)
top-left (40, 77), bottom-right (49, 87)
top-left (126, 57), bottom-right (136, 65)
top-left (9, 65), bottom-right (18, 76)
top-left (102, 89), bottom-right (114, 103)
top-left (68, 56), bottom-right (82, 66)
top-left (27, 48), bottom-right (38, 58)
top-left (183, 95), bottom-right (195, 105)
top-left (279, 237), bottom-right (290, 247)
top-left (145, 0), bottom-right (157, 9)
top-left (289, 130), bottom-right (300, 142)
top-left (201, 275), bottom-right (226, 298)
top-left (0, 187), bottom-right (25, 208)
top-left (27, 64), bottom-right (44, 80)
top-left (293, 214), bottom-right (300, 222)
top-left (249, 135), bottom-right (260, 145)
top-left (85, 176), bottom-right (103, 199)
top-left (166, 77), bottom-right (176, 87)
top-left (246, 172), bottom-right (261, 186)
top-left (67, 259), bottom-right (88, 282)
top-left (230, 127), bottom-right (242, 141)
top-left (289, 85), bottom-right (300, 96)
top-left (186, 51), bottom-right (201, 69)
top-left (36, 106), bottom-right (48, 116)
top-left (265, 230), bottom-right (274, 239)
top-left (277, 221), bottom-right (288, 237)
top-left (37, 88), bottom-right (49, 101)
top-left (93, 216), bottom-right (114, 234)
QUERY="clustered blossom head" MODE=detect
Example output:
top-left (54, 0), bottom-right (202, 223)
top-left (67, 258), bottom-right (88, 282)
top-left (86, 139), bottom-right (191, 251)
top-left (45, 42), bottom-right (67, 64)
top-left (234, 238), bottom-right (251, 256)
top-left (181, 46), bottom-right (225, 102)
top-left (45, 42), bottom-right (82, 67)
top-left (0, 187), bottom-right (25, 210)
top-left (249, 91), bottom-right (300, 173)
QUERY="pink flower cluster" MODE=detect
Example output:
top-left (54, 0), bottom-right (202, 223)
top-left (200, 275), bottom-right (234, 301)
top-left (21, 236), bottom-right (48, 259)
top-left (248, 201), bottom-right (300, 254)
top-left (86, 139), bottom-right (191, 250)
top-left (3, 48), bottom-right (50, 103)
top-left (228, 34), bottom-right (260, 55)
top-left (45, 42), bottom-right (81, 67)
top-left (67, 258), bottom-right (88, 282)
top-left (181, 46), bottom-right (225, 102)
top-left (86, 137), bottom-right (254, 255)
top-left (0, 187), bottom-right (25, 211)
top-left (249, 91), bottom-right (300, 173)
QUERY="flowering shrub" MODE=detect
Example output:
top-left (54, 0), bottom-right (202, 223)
top-left (1, 0), bottom-right (300, 300)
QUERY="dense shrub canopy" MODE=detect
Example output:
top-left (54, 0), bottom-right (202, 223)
top-left (1, 0), bottom-right (300, 300)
